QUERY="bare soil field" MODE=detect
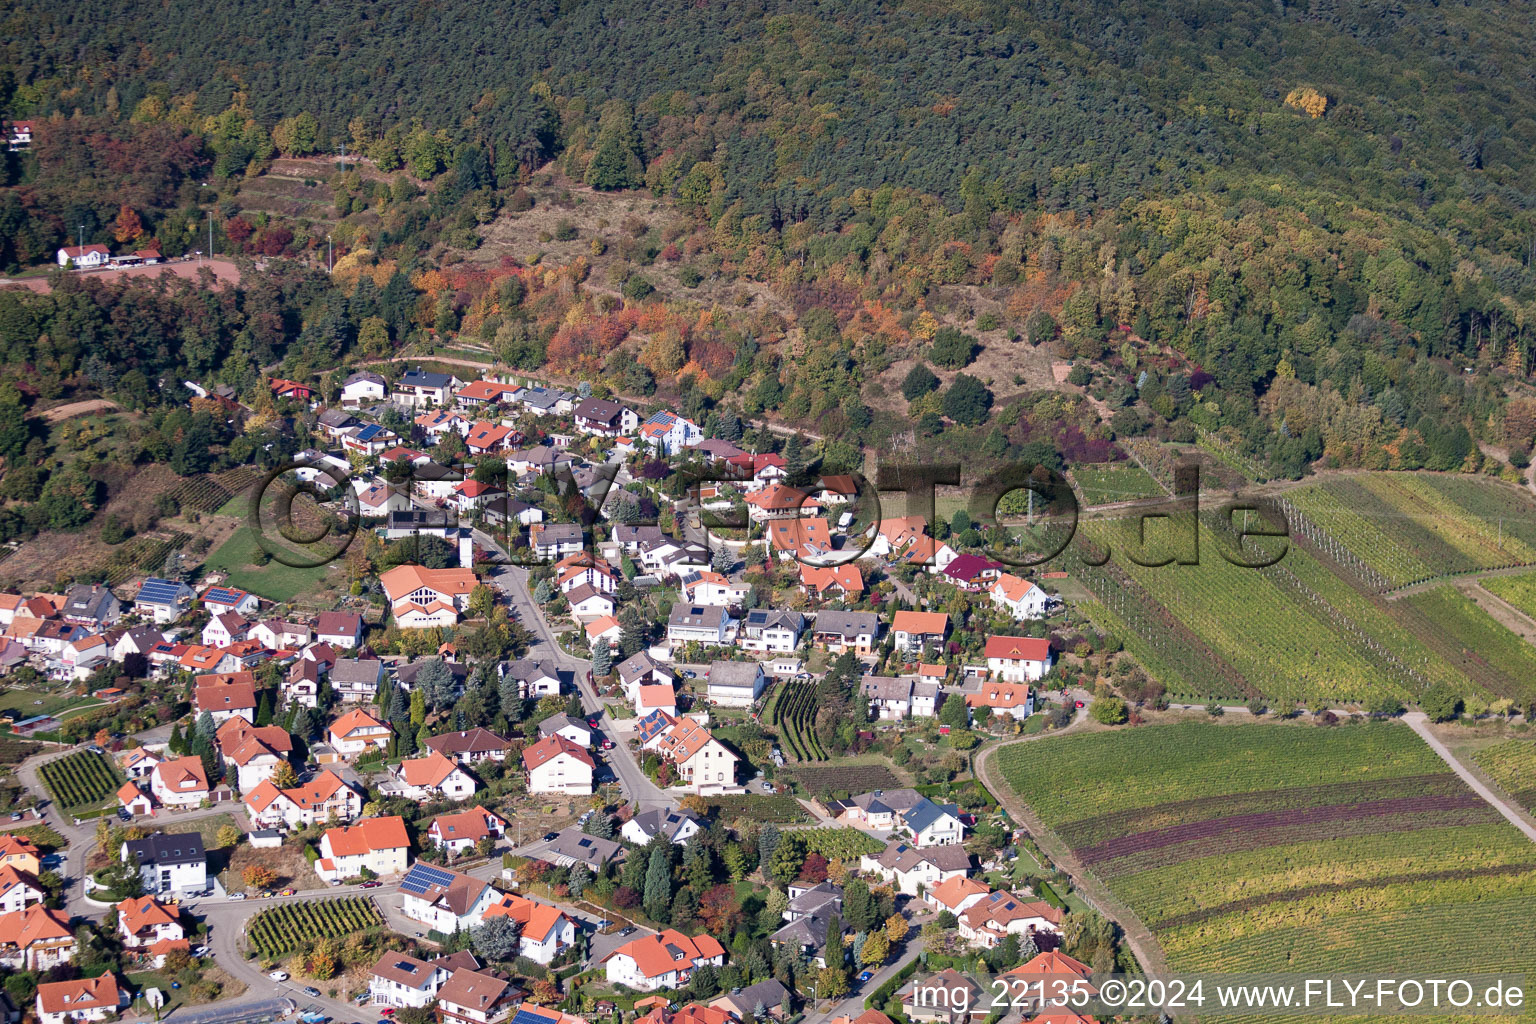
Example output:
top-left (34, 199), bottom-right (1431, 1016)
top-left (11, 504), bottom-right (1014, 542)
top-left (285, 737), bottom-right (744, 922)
top-left (0, 259), bottom-right (241, 294)
top-left (39, 399), bottom-right (121, 424)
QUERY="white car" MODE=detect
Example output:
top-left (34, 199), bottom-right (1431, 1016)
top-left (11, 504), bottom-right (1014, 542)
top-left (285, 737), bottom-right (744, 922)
top-left (228, 893), bottom-right (248, 901)
top-left (268, 971), bottom-right (288, 982)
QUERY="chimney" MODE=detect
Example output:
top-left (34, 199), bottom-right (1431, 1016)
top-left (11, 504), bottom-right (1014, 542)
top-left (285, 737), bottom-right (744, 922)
top-left (459, 533), bottom-right (475, 569)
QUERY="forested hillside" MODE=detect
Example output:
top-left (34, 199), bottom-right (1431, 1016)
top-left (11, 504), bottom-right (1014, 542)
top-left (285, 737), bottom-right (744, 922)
top-left (4, 0), bottom-right (1536, 485)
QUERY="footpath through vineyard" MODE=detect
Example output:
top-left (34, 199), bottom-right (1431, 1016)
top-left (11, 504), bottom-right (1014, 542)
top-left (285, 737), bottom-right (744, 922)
top-left (972, 710), bottom-right (1172, 980)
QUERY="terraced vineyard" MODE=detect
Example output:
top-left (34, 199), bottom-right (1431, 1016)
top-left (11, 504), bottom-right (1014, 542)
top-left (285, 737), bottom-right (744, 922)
top-left (1470, 740), bottom-right (1536, 814)
top-left (1285, 474), bottom-right (1536, 589)
top-left (770, 681), bottom-right (826, 761)
top-left (248, 897), bottom-right (382, 956)
top-left (1076, 517), bottom-right (1471, 705)
top-left (1400, 586), bottom-right (1536, 701)
top-left (39, 750), bottom-right (120, 811)
top-left (998, 722), bottom-right (1536, 1022)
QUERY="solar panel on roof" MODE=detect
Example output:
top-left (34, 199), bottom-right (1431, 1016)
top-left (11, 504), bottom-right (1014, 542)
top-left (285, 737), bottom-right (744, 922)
top-left (400, 862), bottom-right (457, 896)
top-left (136, 579), bottom-right (185, 602)
top-left (512, 1008), bottom-right (556, 1024)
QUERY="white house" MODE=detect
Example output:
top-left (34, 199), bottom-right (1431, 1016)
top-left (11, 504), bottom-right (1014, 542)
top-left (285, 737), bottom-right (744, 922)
top-left (36, 976), bottom-right (125, 1024)
top-left (56, 244), bottom-right (110, 269)
top-left (340, 371), bottom-right (388, 408)
top-left (243, 771), bottom-right (363, 830)
top-left (653, 719), bottom-right (740, 794)
top-left (859, 842), bottom-right (972, 897)
top-left (388, 752), bottom-right (478, 803)
top-left (573, 397), bottom-right (638, 437)
top-left (737, 609), bottom-right (804, 655)
top-left (989, 574), bottom-right (1050, 619)
top-left (483, 893), bottom-right (578, 965)
top-left (0, 867), bottom-right (43, 914)
top-left (705, 661), bottom-right (766, 707)
top-left (602, 930), bottom-right (726, 992)
top-left (200, 612), bottom-right (250, 649)
top-left (427, 808), bottom-right (507, 855)
top-left (314, 611), bottom-right (364, 649)
top-left (637, 410), bottom-right (702, 454)
top-left (398, 863), bottom-right (497, 933)
top-left (216, 718), bottom-right (293, 792)
top-left (148, 757), bottom-right (209, 808)
top-left (116, 896), bottom-right (185, 961)
top-left (983, 636), bottom-right (1053, 684)
top-left (681, 571), bottom-right (751, 607)
top-left (522, 735), bottom-right (594, 795)
top-left (121, 834), bottom-right (207, 895)
top-left (327, 708), bottom-right (392, 757)
top-left (537, 713), bottom-right (593, 748)
top-left (0, 905), bottom-right (75, 971)
top-left (133, 578), bottom-right (195, 624)
top-left (315, 816), bottom-right (413, 882)
top-left (956, 890), bottom-right (1064, 949)
top-left (369, 951), bottom-right (453, 1009)
top-left (621, 808), bottom-right (705, 847)
top-left (667, 603), bottom-right (733, 648)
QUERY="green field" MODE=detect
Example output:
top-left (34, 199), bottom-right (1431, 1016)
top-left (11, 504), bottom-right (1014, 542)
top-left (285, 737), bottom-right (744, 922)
top-left (1471, 740), bottom-right (1536, 814)
top-left (1071, 462), bottom-right (1165, 505)
top-left (1480, 573), bottom-right (1536, 621)
top-left (1075, 517), bottom-right (1472, 705)
top-left (202, 525), bottom-right (333, 602)
top-left (998, 722), bottom-right (1536, 1023)
top-left (1286, 474), bottom-right (1536, 589)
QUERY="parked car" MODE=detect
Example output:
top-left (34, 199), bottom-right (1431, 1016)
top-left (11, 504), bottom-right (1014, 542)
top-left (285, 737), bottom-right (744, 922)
top-left (302, 987), bottom-right (322, 998)
top-left (360, 880), bottom-right (383, 889)
top-left (601, 740), bottom-right (615, 750)
top-left (279, 888), bottom-right (296, 896)
top-left (619, 926), bottom-right (636, 936)
top-left (542, 832), bottom-right (559, 842)
top-left (267, 971), bottom-right (289, 981)
top-left (116, 808), bottom-right (132, 822)
top-left (86, 744), bottom-right (103, 754)
top-left (228, 892), bottom-right (248, 901)
top-left (1074, 700), bottom-right (1085, 709)
top-left (859, 971), bottom-right (874, 982)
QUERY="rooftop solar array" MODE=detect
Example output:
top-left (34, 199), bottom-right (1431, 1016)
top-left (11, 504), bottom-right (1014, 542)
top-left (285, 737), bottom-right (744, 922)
top-left (400, 862), bottom-right (456, 896)
top-left (512, 1007), bottom-right (557, 1024)
top-left (204, 587), bottom-right (247, 604)
top-left (136, 578), bottom-right (186, 603)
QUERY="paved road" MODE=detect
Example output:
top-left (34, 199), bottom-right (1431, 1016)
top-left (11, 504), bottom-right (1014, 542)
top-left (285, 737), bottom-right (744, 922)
top-left (802, 932), bottom-right (925, 1024)
top-left (492, 565), bottom-right (673, 813)
top-left (1404, 711), bottom-right (1536, 843)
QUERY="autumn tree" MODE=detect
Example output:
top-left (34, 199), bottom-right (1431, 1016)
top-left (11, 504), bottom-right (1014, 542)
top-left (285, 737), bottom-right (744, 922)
top-left (112, 205), bottom-right (144, 244)
top-left (243, 865), bottom-right (277, 889)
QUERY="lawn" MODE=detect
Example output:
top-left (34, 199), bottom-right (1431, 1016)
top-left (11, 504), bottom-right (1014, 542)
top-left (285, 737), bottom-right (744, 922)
top-left (997, 720), bottom-right (1536, 1017)
top-left (0, 688), bottom-right (100, 718)
top-left (202, 524), bottom-right (335, 602)
top-left (1070, 461), bottom-right (1164, 505)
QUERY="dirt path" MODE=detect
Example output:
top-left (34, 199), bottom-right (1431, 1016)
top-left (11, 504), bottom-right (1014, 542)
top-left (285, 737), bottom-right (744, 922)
top-left (973, 717), bottom-right (1172, 980)
top-left (1383, 562), bottom-right (1536, 600)
top-left (40, 399), bottom-right (120, 423)
top-left (1404, 712), bottom-right (1536, 843)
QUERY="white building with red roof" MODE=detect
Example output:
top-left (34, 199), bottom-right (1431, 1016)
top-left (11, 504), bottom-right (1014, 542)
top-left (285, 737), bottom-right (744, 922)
top-left (522, 734), bottom-right (595, 795)
top-left (116, 896), bottom-right (186, 964)
top-left (315, 816), bottom-right (412, 881)
top-left (36, 974), bottom-right (125, 1024)
top-left (149, 756), bottom-right (209, 808)
top-left (602, 929), bottom-right (726, 991)
top-left (428, 808), bottom-right (507, 855)
top-left (989, 573), bottom-right (1050, 619)
top-left (388, 751), bottom-right (477, 802)
top-left (483, 892), bottom-right (578, 964)
top-left (0, 905), bottom-right (75, 970)
top-left (983, 635), bottom-right (1053, 685)
top-left (328, 708), bottom-right (392, 758)
top-left (244, 769), bottom-right (363, 830)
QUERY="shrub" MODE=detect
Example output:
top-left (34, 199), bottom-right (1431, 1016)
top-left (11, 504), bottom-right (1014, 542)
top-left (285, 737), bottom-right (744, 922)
top-left (930, 327), bottom-right (979, 369)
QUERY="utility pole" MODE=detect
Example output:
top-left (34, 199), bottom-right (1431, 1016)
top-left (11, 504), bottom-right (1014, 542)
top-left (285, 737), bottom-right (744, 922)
top-left (327, 234), bottom-right (333, 273)
top-left (207, 212), bottom-right (213, 262)
top-left (338, 142), bottom-right (347, 174)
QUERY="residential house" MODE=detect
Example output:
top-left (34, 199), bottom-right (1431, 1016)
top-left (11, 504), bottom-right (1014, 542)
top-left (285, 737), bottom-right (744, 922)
top-left (653, 719), bottom-right (739, 794)
top-left (859, 677), bottom-right (938, 722)
top-left (283, 660), bottom-right (322, 709)
top-left (116, 896), bottom-right (185, 965)
top-left (270, 378), bottom-right (315, 403)
top-left (983, 636), bottom-right (1053, 685)
top-left (705, 661), bottom-right (766, 707)
top-left (531, 523), bottom-right (584, 560)
top-left (341, 371), bottom-right (388, 407)
top-left (617, 651), bottom-right (675, 700)
top-left (428, 808), bottom-right (508, 855)
top-left (573, 398), bottom-right (638, 437)
top-left (770, 881), bottom-right (845, 968)
top-left (456, 379), bottom-right (522, 408)
top-left (316, 408), bottom-right (358, 439)
top-left (121, 834), bottom-right (206, 894)
top-left (710, 980), bottom-right (792, 1021)
top-left (436, 967), bottom-right (519, 1024)
top-left (0, 837), bottom-right (39, 876)
top-left (667, 604), bottom-right (733, 649)
top-left (116, 782), bottom-right (155, 818)
top-left (394, 368), bottom-right (463, 409)
top-left (940, 555), bottom-right (1005, 593)
top-left (315, 816), bottom-right (413, 882)
top-left (215, 718), bottom-right (293, 792)
top-left (358, 481), bottom-right (412, 517)
top-left (537, 713), bottom-right (593, 748)
top-left (35, 976), bottom-right (125, 1024)
top-left (60, 585), bottom-right (119, 628)
top-left (996, 952), bottom-right (1097, 1010)
top-left (621, 809), bottom-right (705, 847)
top-left (585, 615), bottom-right (622, 652)
top-left (315, 611), bottom-right (364, 649)
top-left (696, 439), bottom-right (747, 463)
top-left (389, 752), bottom-right (478, 803)
top-left (331, 657), bottom-right (387, 702)
top-left (811, 611), bottom-right (880, 656)
top-left (243, 770), bottom-right (364, 830)
top-left (799, 563), bottom-right (864, 600)
top-left (0, 868), bottom-right (42, 914)
top-left (956, 890), bottom-right (1064, 949)
top-left (744, 483), bottom-right (818, 523)
top-left (249, 618), bottom-right (311, 650)
top-left (602, 930), bottom-right (726, 992)
top-left (148, 757), bottom-right (209, 808)
top-left (681, 571), bottom-right (751, 608)
top-left (566, 584), bottom-right (616, 621)
top-left (967, 680), bottom-right (1036, 721)
top-left (398, 863), bottom-right (498, 932)
top-left (0, 905), bottom-right (74, 970)
top-left (737, 609), bottom-right (804, 655)
top-left (891, 611), bottom-right (950, 656)
top-left (924, 876), bottom-right (992, 917)
top-left (133, 578), bottom-right (195, 624)
top-left (369, 951), bottom-right (454, 1009)
top-left (201, 586), bottom-right (260, 617)
top-left (464, 422), bottom-right (516, 457)
top-left (543, 829), bottom-right (623, 872)
top-left (905, 536), bottom-right (960, 574)
top-left (482, 892), bottom-right (577, 964)
top-left (483, 497), bottom-right (544, 528)
top-left (637, 411), bottom-right (702, 454)
top-left (725, 452), bottom-right (788, 486)
top-left (201, 612), bottom-right (250, 649)
top-left (424, 727), bottom-right (508, 765)
top-left (193, 675), bottom-right (258, 724)
top-left (55, 244), bottom-right (111, 269)
top-left (500, 657), bottom-right (561, 698)
top-left (523, 735), bottom-right (595, 795)
top-left (112, 625), bottom-right (165, 663)
top-left (60, 635), bottom-right (109, 679)
top-left (898, 970), bottom-right (985, 1023)
top-left (858, 841), bottom-right (972, 897)
top-left (868, 516), bottom-right (930, 558)
top-left (635, 684), bottom-right (677, 719)
top-left (990, 574), bottom-right (1050, 619)
top-left (765, 518), bottom-right (834, 562)
top-left (380, 564), bottom-right (479, 626)
top-left (507, 446), bottom-right (574, 479)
